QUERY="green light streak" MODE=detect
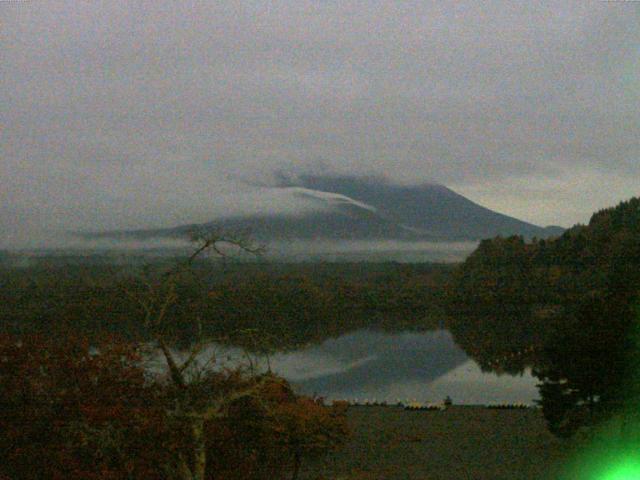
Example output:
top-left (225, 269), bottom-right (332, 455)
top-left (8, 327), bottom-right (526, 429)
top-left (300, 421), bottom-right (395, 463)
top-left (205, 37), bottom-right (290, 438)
top-left (600, 457), bottom-right (640, 480)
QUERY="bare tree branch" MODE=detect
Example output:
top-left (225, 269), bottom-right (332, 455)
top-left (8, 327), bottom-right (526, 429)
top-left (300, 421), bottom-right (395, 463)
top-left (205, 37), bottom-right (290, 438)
top-left (119, 226), bottom-right (266, 480)
top-left (178, 342), bottom-right (206, 375)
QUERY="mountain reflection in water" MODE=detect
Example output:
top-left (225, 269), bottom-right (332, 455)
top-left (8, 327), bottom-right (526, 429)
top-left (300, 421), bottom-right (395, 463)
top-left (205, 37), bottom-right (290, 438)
top-left (180, 330), bottom-right (540, 405)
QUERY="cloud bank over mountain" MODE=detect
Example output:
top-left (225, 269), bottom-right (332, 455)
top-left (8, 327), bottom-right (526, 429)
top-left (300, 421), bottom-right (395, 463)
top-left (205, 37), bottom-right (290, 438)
top-left (2, 2), bottom-right (639, 247)
top-left (83, 175), bottom-right (565, 263)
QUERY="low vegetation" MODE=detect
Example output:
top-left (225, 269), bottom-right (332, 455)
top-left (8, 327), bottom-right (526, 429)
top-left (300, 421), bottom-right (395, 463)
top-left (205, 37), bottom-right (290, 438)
top-left (0, 333), bottom-right (348, 480)
top-left (301, 405), bottom-right (569, 480)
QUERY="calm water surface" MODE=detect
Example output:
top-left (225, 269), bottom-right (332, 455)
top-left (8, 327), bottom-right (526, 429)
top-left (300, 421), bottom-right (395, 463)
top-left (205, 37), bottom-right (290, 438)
top-left (178, 330), bottom-right (540, 405)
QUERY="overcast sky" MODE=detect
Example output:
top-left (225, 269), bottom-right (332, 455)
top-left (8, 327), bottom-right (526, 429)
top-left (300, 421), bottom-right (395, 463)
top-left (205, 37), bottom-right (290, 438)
top-left (2, 1), bottom-right (639, 247)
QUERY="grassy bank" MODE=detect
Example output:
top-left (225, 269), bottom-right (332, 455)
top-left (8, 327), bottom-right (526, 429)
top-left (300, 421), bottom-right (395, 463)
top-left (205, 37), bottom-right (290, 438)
top-left (302, 406), bottom-right (571, 480)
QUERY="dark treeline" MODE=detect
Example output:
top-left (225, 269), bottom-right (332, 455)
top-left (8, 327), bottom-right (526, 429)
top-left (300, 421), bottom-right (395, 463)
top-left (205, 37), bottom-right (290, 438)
top-left (447, 197), bottom-right (640, 436)
top-left (0, 261), bottom-right (451, 350)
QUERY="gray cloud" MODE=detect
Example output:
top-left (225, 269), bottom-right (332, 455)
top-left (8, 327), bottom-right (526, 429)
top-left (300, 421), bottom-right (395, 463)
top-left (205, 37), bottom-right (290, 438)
top-left (2, 1), bottom-right (639, 246)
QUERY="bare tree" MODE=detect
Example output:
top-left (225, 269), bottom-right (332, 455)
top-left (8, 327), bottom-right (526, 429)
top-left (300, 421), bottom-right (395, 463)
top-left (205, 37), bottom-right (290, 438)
top-left (124, 228), bottom-right (267, 480)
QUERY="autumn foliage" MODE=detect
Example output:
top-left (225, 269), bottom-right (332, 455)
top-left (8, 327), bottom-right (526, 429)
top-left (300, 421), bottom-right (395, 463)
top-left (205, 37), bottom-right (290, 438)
top-left (0, 333), bottom-right (348, 480)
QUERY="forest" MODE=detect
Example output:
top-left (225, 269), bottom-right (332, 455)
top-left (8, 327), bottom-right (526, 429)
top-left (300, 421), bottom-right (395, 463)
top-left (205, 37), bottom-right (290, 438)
top-left (1, 198), bottom-right (639, 478)
top-left (447, 197), bottom-right (640, 437)
top-left (0, 260), bottom-right (450, 349)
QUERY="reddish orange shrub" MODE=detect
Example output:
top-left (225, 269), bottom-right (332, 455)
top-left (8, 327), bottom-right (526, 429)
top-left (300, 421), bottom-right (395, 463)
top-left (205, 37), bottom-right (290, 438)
top-left (0, 334), bottom-right (349, 480)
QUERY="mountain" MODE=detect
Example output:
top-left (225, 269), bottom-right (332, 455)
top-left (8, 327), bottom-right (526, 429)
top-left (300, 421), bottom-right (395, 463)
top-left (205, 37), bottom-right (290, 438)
top-left (81, 175), bottom-right (564, 243)
top-left (276, 174), bottom-right (565, 240)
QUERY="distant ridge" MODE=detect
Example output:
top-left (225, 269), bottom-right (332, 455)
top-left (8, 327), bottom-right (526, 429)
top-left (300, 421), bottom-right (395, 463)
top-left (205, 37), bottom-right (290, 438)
top-left (81, 174), bottom-right (564, 243)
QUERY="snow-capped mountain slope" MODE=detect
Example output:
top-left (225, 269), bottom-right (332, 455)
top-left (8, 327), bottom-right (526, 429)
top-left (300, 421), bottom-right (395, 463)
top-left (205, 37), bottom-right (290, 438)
top-left (286, 187), bottom-right (378, 213)
top-left (278, 174), bottom-right (564, 240)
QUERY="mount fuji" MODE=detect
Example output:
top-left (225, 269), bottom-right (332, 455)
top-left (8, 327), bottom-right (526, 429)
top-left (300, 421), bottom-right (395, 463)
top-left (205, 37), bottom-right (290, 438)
top-left (82, 174), bottom-right (564, 245)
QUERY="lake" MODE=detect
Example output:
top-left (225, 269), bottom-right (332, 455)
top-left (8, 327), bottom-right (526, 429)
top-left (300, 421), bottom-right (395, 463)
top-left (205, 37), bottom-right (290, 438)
top-left (169, 329), bottom-right (541, 406)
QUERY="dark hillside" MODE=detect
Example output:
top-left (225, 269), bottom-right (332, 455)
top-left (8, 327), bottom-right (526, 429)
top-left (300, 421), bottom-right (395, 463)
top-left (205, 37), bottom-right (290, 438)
top-left (447, 197), bottom-right (640, 436)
